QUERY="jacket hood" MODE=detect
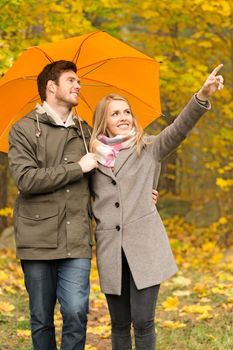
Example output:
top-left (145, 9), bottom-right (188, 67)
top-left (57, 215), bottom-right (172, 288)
top-left (25, 105), bottom-right (90, 139)
top-left (26, 104), bottom-right (68, 126)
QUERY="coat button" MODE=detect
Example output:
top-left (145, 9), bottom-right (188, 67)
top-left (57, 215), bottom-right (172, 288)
top-left (116, 225), bottom-right (120, 231)
top-left (35, 214), bottom-right (40, 219)
top-left (115, 202), bottom-right (120, 208)
top-left (67, 221), bottom-right (70, 225)
top-left (64, 157), bottom-right (68, 161)
top-left (112, 180), bottom-right (116, 185)
top-left (66, 189), bottom-right (70, 193)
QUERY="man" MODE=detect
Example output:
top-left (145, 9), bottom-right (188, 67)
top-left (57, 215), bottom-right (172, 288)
top-left (8, 60), bottom-right (97, 350)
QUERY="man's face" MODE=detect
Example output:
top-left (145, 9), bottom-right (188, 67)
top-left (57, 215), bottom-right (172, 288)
top-left (52, 70), bottom-right (80, 108)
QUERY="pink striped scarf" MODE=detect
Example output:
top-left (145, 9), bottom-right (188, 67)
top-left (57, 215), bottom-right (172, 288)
top-left (92, 129), bottom-right (137, 168)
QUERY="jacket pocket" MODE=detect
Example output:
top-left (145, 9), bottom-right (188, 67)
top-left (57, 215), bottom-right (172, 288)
top-left (17, 203), bottom-right (58, 248)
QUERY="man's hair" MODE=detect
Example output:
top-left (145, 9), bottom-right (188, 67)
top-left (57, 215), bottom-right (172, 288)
top-left (37, 60), bottom-right (77, 101)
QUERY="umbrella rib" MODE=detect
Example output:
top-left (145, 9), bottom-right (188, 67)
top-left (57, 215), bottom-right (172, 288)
top-left (78, 56), bottom-right (157, 75)
top-left (33, 47), bottom-right (54, 62)
top-left (81, 83), bottom-right (109, 87)
top-left (1, 95), bottom-right (40, 140)
top-left (78, 92), bottom-right (94, 114)
top-left (79, 61), bottom-right (108, 78)
top-left (72, 31), bottom-right (101, 64)
top-left (0, 76), bottom-right (37, 88)
top-left (81, 77), bottom-right (162, 116)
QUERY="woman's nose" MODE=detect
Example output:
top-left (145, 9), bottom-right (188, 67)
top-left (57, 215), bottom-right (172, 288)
top-left (119, 113), bottom-right (126, 120)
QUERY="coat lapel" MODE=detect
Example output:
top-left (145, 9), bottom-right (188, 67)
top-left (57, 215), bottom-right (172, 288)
top-left (97, 147), bottom-right (135, 178)
top-left (98, 163), bottom-right (116, 179)
top-left (114, 147), bottom-right (135, 176)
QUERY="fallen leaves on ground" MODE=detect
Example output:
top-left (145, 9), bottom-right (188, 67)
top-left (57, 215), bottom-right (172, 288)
top-left (0, 217), bottom-right (232, 349)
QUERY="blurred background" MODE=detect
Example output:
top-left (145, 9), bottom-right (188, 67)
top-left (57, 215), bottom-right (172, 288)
top-left (0, 1), bottom-right (232, 349)
top-left (1, 0), bottom-right (232, 247)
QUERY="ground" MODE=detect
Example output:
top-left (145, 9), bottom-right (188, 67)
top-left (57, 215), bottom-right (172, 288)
top-left (0, 234), bottom-right (232, 349)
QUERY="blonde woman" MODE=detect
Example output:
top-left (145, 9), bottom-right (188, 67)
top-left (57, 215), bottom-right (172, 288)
top-left (90, 65), bottom-right (223, 350)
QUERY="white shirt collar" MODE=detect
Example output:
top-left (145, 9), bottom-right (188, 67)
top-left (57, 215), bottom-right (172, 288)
top-left (36, 101), bottom-right (75, 127)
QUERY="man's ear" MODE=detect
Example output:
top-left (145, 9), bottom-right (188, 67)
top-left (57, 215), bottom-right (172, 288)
top-left (47, 80), bottom-right (56, 94)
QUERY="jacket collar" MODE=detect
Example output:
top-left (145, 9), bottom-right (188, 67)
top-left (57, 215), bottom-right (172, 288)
top-left (27, 106), bottom-right (88, 132)
top-left (41, 102), bottom-right (75, 127)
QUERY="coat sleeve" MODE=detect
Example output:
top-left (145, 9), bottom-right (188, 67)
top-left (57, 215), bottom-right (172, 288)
top-left (153, 95), bottom-right (211, 161)
top-left (8, 123), bottom-right (84, 195)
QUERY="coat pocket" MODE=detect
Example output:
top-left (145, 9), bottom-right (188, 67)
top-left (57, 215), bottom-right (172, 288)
top-left (17, 203), bottom-right (58, 248)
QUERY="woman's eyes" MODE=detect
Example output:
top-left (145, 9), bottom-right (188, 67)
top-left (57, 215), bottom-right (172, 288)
top-left (112, 110), bottom-right (131, 117)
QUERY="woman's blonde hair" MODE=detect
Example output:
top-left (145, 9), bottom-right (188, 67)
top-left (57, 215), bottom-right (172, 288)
top-left (90, 94), bottom-right (144, 153)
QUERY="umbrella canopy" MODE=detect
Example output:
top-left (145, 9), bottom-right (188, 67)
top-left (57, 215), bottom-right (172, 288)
top-left (0, 31), bottom-right (161, 152)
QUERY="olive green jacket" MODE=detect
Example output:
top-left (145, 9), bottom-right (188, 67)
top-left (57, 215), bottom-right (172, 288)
top-left (8, 108), bottom-right (92, 260)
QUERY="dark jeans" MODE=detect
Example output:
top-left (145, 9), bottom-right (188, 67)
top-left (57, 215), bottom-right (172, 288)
top-left (105, 251), bottom-right (160, 350)
top-left (21, 258), bottom-right (91, 350)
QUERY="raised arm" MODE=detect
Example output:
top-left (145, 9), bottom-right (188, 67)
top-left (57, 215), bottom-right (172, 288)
top-left (156, 64), bottom-right (224, 161)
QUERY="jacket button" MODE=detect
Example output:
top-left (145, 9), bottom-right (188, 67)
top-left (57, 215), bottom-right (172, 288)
top-left (35, 214), bottom-right (40, 219)
top-left (64, 157), bottom-right (68, 161)
top-left (116, 225), bottom-right (120, 231)
top-left (112, 180), bottom-right (116, 185)
top-left (115, 202), bottom-right (120, 208)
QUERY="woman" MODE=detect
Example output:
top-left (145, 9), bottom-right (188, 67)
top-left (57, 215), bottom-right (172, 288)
top-left (90, 65), bottom-right (223, 350)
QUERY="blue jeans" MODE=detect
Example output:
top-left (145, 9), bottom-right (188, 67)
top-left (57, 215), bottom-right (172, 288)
top-left (21, 258), bottom-right (91, 350)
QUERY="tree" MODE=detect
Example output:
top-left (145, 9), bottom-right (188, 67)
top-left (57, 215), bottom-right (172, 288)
top-left (0, 0), bottom-right (232, 239)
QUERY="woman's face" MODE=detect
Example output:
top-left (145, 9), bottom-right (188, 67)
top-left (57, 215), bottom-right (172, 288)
top-left (106, 100), bottom-right (134, 137)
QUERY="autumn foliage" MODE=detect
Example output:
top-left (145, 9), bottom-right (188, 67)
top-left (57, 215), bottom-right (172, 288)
top-left (0, 0), bottom-right (232, 348)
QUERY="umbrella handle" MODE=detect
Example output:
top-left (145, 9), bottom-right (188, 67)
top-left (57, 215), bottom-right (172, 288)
top-left (77, 117), bottom-right (89, 154)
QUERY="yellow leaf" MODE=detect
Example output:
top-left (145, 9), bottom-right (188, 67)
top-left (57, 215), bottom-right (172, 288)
top-left (159, 320), bottom-right (186, 329)
top-left (0, 301), bottom-right (15, 313)
top-left (87, 325), bottom-right (111, 339)
top-left (182, 304), bottom-right (212, 314)
top-left (173, 290), bottom-right (191, 297)
top-left (199, 297), bottom-right (211, 303)
top-left (202, 242), bottom-right (215, 252)
top-left (16, 329), bottom-right (31, 338)
top-left (4, 286), bottom-right (17, 294)
top-left (0, 207), bottom-right (13, 217)
top-left (219, 217), bottom-right (228, 224)
top-left (197, 313), bottom-right (214, 320)
top-left (211, 287), bottom-right (228, 295)
top-left (172, 276), bottom-right (191, 287)
top-left (210, 253), bottom-right (223, 264)
top-left (162, 296), bottom-right (180, 311)
top-left (193, 283), bottom-right (208, 294)
top-left (206, 334), bottom-right (217, 341)
top-left (90, 283), bottom-right (101, 293)
top-left (0, 271), bottom-right (8, 282)
top-left (99, 314), bottom-right (110, 324)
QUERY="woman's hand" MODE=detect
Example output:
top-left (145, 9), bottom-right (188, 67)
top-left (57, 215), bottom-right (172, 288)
top-left (197, 64), bottom-right (224, 101)
top-left (152, 189), bottom-right (159, 205)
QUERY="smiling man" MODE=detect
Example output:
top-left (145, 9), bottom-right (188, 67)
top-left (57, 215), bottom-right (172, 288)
top-left (8, 60), bottom-right (97, 350)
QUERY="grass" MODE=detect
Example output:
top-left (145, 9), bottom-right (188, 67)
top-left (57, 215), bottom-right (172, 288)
top-left (0, 247), bottom-right (232, 349)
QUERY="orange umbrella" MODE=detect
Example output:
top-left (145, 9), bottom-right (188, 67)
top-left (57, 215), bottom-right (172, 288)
top-left (0, 31), bottom-right (161, 152)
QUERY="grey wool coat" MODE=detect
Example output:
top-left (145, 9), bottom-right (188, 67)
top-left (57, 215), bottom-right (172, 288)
top-left (91, 96), bottom-right (210, 295)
